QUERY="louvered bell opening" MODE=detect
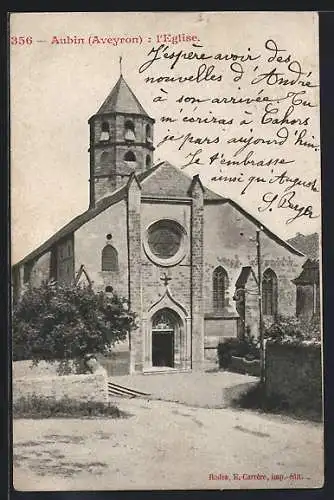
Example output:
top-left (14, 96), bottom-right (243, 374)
top-left (123, 151), bottom-right (136, 166)
top-left (124, 129), bottom-right (136, 142)
top-left (100, 131), bottom-right (110, 142)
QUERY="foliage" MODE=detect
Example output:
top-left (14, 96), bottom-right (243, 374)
top-left (217, 331), bottom-right (260, 369)
top-left (230, 382), bottom-right (322, 422)
top-left (263, 314), bottom-right (321, 344)
top-left (13, 395), bottom-right (122, 419)
top-left (12, 280), bottom-right (137, 374)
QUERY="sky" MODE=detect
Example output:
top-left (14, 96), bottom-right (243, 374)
top-left (10, 12), bottom-right (321, 264)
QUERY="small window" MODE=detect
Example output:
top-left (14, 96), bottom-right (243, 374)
top-left (102, 122), bottom-right (109, 132)
top-left (101, 245), bottom-right (118, 271)
top-left (146, 155), bottom-right (151, 169)
top-left (213, 266), bottom-right (228, 311)
top-left (262, 268), bottom-right (278, 316)
top-left (105, 286), bottom-right (113, 293)
top-left (124, 151), bottom-right (136, 162)
top-left (146, 124), bottom-right (152, 143)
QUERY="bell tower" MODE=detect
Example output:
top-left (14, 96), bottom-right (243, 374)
top-left (88, 64), bottom-right (155, 207)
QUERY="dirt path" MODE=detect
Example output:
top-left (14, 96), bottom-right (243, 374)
top-left (13, 398), bottom-right (323, 491)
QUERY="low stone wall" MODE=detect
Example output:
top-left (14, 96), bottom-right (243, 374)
top-left (265, 341), bottom-right (322, 413)
top-left (99, 351), bottom-right (130, 376)
top-left (229, 356), bottom-right (261, 377)
top-left (13, 360), bottom-right (66, 379)
top-left (13, 372), bottom-right (109, 404)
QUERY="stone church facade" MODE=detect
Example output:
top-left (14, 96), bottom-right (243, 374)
top-left (12, 74), bottom-right (305, 374)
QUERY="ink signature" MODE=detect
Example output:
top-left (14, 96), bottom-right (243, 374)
top-left (258, 191), bottom-right (319, 224)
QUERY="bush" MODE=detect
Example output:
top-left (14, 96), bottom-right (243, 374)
top-left (263, 314), bottom-right (321, 344)
top-left (230, 382), bottom-right (322, 422)
top-left (13, 394), bottom-right (123, 419)
top-left (12, 280), bottom-right (137, 374)
top-left (217, 333), bottom-right (260, 369)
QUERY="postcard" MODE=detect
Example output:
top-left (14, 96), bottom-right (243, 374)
top-left (11, 11), bottom-right (323, 491)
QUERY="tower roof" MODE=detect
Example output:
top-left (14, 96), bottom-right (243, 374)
top-left (96, 75), bottom-right (150, 117)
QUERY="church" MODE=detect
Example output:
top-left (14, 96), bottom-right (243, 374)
top-left (12, 72), bottom-right (306, 374)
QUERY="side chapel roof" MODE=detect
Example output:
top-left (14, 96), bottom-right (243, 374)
top-left (292, 259), bottom-right (320, 285)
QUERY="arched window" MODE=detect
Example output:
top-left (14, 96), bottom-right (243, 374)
top-left (105, 285), bottom-right (113, 293)
top-left (146, 154), bottom-right (151, 169)
top-left (101, 245), bottom-right (118, 271)
top-left (213, 266), bottom-right (228, 311)
top-left (262, 268), bottom-right (278, 316)
top-left (124, 150), bottom-right (136, 162)
top-left (124, 120), bottom-right (135, 141)
top-left (152, 308), bottom-right (176, 331)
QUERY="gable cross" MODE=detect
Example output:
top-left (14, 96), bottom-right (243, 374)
top-left (160, 272), bottom-right (172, 287)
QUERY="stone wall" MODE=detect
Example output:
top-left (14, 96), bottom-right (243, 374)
top-left (189, 176), bottom-right (205, 370)
top-left (141, 200), bottom-right (192, 314)
top-left (30, 251), bottom-right (52, 288)
top-left (13, 360), bottom-right (60, 379)
top-left (296, 284), bottom-right (318, 320)
top-left (13, 372), bottom-right (109, 404)
top-left (204, 317), bottom-right (238, 351)
top-left (89, 113), bottom-right (154, 203)
top-left (265, 341), bottom-right (322, 413)
top-left (203, 202), bottom-right (305, 339)
top-left (56, 236), bottom-right (74, 284)
top-left (99, 351), bottom-right (130, 376)
top-left (74, 200), bottom-right (129, 297)
top-left (140, 199), bottom-right (192, 371)
top-left (127, 176), bottom-right (143, 372)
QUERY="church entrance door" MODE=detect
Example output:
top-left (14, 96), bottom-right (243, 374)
top-left (152, 332), bottom-right (174, 367)
top-left (151, 308), bottom-right (177, 368)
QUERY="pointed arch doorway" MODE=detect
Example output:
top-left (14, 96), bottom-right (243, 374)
top-left (151, 308), bottom-right (180, 368)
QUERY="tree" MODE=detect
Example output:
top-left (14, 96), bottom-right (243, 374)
top-left (12, 280), bottom-right (137, 373)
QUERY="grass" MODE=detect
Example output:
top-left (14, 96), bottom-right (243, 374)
top-left (230, 382), bottom-right (323, 422)
top-left (13, 395), bottom-right (123, 419)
